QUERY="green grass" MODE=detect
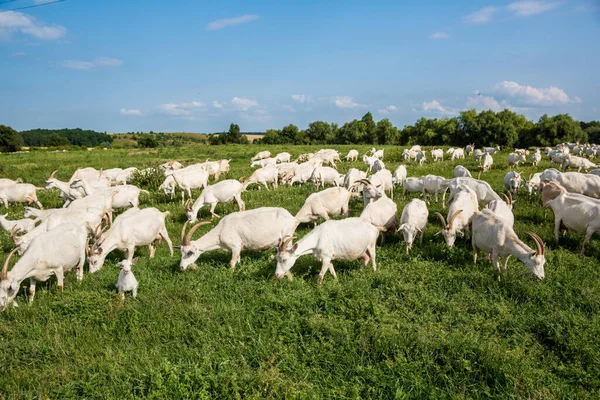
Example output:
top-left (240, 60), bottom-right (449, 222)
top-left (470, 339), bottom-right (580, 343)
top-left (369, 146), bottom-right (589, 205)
top-left (1, 145), bottom-right (599, 399)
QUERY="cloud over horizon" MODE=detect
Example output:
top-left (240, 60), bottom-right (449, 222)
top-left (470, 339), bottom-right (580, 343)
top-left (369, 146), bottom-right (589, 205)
top-left (60, 57), bottom-right (122, 70)
top-left (0, 11), bottom-right (66, 40)
top-left (206, 15), bottom-right (259, 31)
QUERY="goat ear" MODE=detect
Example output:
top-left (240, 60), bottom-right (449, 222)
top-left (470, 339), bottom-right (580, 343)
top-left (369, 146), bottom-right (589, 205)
top-left (132, 257), bottom-right (139, 264)
top-left (97, 248), bottom-right (103, 255)
top-left (292, 243), bottom-right (298, 252)
top-left (9, 280), bottom-right (18, 291)
top-left (457, 230), bottom-right (465, 237)
top-left (434, 230), bottom-right (442, 236)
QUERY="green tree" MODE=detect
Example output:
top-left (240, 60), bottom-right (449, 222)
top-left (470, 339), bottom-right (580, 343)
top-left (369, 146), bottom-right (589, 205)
top-left (137, 135), bottom-right (159, 148)
top-left (0, 124), bottom-right (22, 152)
top-left (375, 118), bottom-right (398, 145)
top-left (533, 114), bottom-right (587, 146)
top-left (306, 121), bottom-right (333, 144)
top-left (361, 112), bottom-right (377, 144)
top-left (48, 134), bottom-right (70, 147)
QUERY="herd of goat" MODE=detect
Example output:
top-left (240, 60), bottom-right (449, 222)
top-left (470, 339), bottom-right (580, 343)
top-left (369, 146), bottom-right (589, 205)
top-left (2, 141), bottom-right (600, 310)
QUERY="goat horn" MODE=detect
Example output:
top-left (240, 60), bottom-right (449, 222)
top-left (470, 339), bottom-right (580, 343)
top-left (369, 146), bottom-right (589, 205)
top-left (93, 223), bottom-right (102, 239)
top-left (501, 193), bottom-right (509, 203)
top-left (528, 173), bottom-right (533, 181)
top-left (184, 198), bottom-right (192, 210)
top-left (355, 179), bottom-right (371, 185)
top-left (508, 191), bottom-right (513, 205)
top-left (2, 248), bottom-right (19, 281)
top-left (279, 235), bottom-right (297, 251)
top-left (531, 232), bottom-right (545, 256)
top-left (434, 212), bottom-right (447, 229)
top-left (448, 210), bottom-right (463, 228)
top-left (180, 221), bottom-right (189, 243)
top-left (9, 226), bottom-right (19, 242)
top-left (184, 222), bottom-right (210, 246)
top-left (50, 170), bottom-right (57, 179)
top-left (525, 231), bottom-right (544, 256)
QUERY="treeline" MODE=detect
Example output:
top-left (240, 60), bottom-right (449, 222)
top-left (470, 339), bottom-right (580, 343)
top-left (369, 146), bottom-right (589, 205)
top-left (19, 128), bottom-right (113, 147)
top-left (254, 110), bottom-right (599, 148)
top-left (208, 124), bottom-right (249, 145)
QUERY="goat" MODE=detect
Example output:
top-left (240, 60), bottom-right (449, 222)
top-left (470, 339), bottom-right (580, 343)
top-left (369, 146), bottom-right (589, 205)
top-left (178, 207), bottom-right (298, 271)
top-left (524, 173), bottom-right (542, 195)
top-left (435, 185), bottom-right (478, 247)
top-left (483, 146), bottom-right (501, 155)
top-left (0, 214), bottom-right (37, 234)
top-left (451, 148), bottom-right (465, 161)
top-left (562, 155), bottom-right (597, 172)
top-left (345, 149), bottom-right (359, 161)
top-left (360, 193), bottom-right (398, 244)
top-left (471, 209), bottom-right (545, 280)
top-left (251, 157), bottom-right (277, 169)
top-left (171, 166), bottom-right (209, 203)
top-left (539, 169), bottom-right (600, 199)
top-left (481, 153), bottom-right (493, 172)
top-left (185, 179), bottom-right (245, 222)
top-left (70, 179), bottom-right (148, 210)
top-left (431, 149), bottom-right (444, 162)
top-left (0, 178), bottom-right (23, 188)
top-left (487, 195), bottom-right (514, 228)
top-left (531, 151), bottom-right (542, 167)
top-left (507, 153), bottom-right (527, 168)
top-left (0, 223), bottom-right (88, 310)
top-left (473, 149), bottom-right (484, 161)
top-left (503, 171), bottom-right (523, 194)
top-left (454, 165), bottom-right (472, 178)
top-left (398, 199), bottom-right (428, 254)
top-left (392, 165), bottom-right (407, 185)
top-left (422, 175), bottom-right (449, 204)
top-left (368, 169), bottom-right (394, 199)
top-left (251, 151), bottom-right (272, 161)
top-left (546, 193), bottom-right (600, 255)
top-left (343, 168), bottom-right (367, 192)
top-left (275, 152), bottom-right (291, 163)
top-left (402, 177), bottom-right (424, 199)
top-left (295, 187), bottom-right (352, 226)
top-left (243, 166), bottom-right (279, 190)
top-left (310, 166), bottom-right (342, 190)
top-left (443, 177), bottom-right (501, 207)
top-left (274, 218), bottom-right (380, 284)
top-left (465, 144), bottom-right (475, 155)
top-left (0, 184), bottom-right (43, 209)
top-left (115, 258), bottom-right (139, 299)
top-left (88, 208), bottom-right (173, 272)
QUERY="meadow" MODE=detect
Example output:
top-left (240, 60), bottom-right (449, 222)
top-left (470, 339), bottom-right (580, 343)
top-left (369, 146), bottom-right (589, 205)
top-left (0, 144), bottom-right (599, 399)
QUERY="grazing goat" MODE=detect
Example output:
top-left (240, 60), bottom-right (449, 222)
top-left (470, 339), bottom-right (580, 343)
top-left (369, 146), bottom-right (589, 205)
top-left (398, 199), bottom-right (428, 254)
top-left (435, 185), bottom-right (478, 247)
top-left (454, 165), bottom-right (472, 178)
top-left (185, 179), bottom-right (246, 222)
top-left (562, 155), bottom-right (597, 172)
top-left (88, 208), bottom-right (173, 272)
top-left (524, 173), bottom-right (542, 195)
top-left (295, 187), bottom-right (352, 226)
top-left (179, 207), bottom-right (298, 271)
top-left (310, 166), bottom-right (343, 190)
top-left (451, 148), bottom-right (465, 161)
top-left (343, 168), bottom-right (367, 192)
top-left (507, 153), bottom-right (527, 168)
top-left (392, 165), bottom-right (407, 185)
top-left (0, 214), bottom-right (37, 234)
top-left (0, 184), bottom-right (43, 209)
top-left (487, 195), bottom-right (514, 228)
top-left (503, 171), bottom-right (523, 194)
top-left (471, 209), bottom-right (545, 280)
top-left (465, 144), bottom-right (475, 155)
top-left (0, 223), bottom-right (88, 310)
top-left (444, 177), bottom-right (501, 207)
top-left (275, 152), bottom-right (291, 163)
top-left (251, 151), bottom-right (272, 161)
top-left (402, 177), bottom-right (424, 199)
top-left (422, 175), bottom-right (449, 204)
top-left (431, 149), bottom-right (444, 162)
top-left (251, 157), bottom-right (277, 169)
top-left (274, 218), bottom-right (380, 284)
top-left (481, 153), bottom-right (493, 172)
top-left (345, 149), bottom-right (359, 161)
top-left (360, 193), bottom-right (398, 244)
top-left (243, 166), bottom-right (279, 190)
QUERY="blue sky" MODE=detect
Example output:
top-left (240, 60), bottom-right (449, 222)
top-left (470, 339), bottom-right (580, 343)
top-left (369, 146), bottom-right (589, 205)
top-left (1, 0), bottom-right (599, 133)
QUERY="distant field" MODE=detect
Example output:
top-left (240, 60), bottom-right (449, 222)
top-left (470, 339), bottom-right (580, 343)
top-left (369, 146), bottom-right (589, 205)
top-left (0, 145), bottom-right (599, 398)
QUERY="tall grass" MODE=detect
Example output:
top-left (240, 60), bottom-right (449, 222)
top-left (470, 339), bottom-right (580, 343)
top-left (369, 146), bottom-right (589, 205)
top-left (0, 145), bottom-right (599, 398)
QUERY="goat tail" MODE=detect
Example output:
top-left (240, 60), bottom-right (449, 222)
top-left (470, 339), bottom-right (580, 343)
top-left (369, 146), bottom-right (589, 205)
top-left (163, 211), bottom-right (171, 218)
top-left (16, 178), bottom-right (23, 183)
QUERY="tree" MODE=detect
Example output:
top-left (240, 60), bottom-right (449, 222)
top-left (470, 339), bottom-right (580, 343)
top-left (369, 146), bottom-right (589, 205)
top-left (0, 124), bottom-right (22, 152)
top-left (306, 121), bottom-right (333, 144)
top-left (376, 118), bottom-right (398, 145)
top-left (533, 114), bottom-right (586, 146)
top-left (361, 112), bottom-right (377, 144)
top-left (137, 135), bottom-right (159, 148)
top-left (48, 134), bottom-right (70, 147)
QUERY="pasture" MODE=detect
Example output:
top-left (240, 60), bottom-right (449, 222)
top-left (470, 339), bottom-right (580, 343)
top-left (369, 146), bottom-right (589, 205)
top-left (1, 145), bottom-right (599, 399)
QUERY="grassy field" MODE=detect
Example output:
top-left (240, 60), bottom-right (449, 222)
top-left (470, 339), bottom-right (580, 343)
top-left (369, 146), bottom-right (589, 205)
top-left (0, 145), bottom-right (599, 399)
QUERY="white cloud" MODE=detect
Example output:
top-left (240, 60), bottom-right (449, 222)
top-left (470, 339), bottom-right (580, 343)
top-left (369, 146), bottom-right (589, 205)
top-left (507, 1), bottom-right (561, 16)
top-left (291, 94), bottom-right (313, 103)
top-left (212, 100), bottom-right (224, 109)
top-left (0, 11), bottom-right (66, 40)
top-left (466, 95), bottom-right (507, 112)
top-left (158, 101), bottom-right (205, 116)
top-left (9, 52), bottom-right (26, 57)
top-left (34, 0), bottom-right (59, 4)
top-left (422, 99), bottom-right (457, 115)
top-left (120, 108), bottom-right (143, 116)
top-left (378, 105), bottom-right (398, 114)
top-left (206, 15), bottom-right (259, 31)
top-left (231, 96), bottom-right (258, 111)
top-left (282, 104), bottom-right (296, 112)
top-left (490, 81), bottom-right (581, 106)
top-left (463, 7), bottom-right (498, 24)
top-left (59, 57), bottom-right (122, 70)
top-left (429, 32), bottom-right (449, 39)
top-left (332, 96), bottom-right (367, 109)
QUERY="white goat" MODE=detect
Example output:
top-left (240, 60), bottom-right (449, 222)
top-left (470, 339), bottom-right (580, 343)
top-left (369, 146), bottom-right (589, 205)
top-left (524, 173), bottom-right (542, 195)
top-left (465, 144), bottom-right (475, 155)
top-left (451, 148), bottom-right (465, 161)
top-left (251, 151), bottom-right (272, 161)
top-left (507, 153), bottom-right (527, 168)
top-left (251, 157), bottom-right (277, 169)
top-left (345, 149), bottom-right (359, 161)
top-left (531, 151), bottom-right (542, 167)
top-left (431, 149), bottom-right (444, 162)
top-left (481, 153), bottom-right (494, 172)
top-left (562, 155), bottom-right (597, 172)
top-left (422, 175), bottom-right (449, 203)
top-left (435, 185), bottom-right (478, 247)
top-left (0, 184), bottom-right (43, 209)
top-left (274, 218), bottom-right (380, 284)
top-left (243, 166), bottom-right (279, 190)
top-left (503, 171), bottom-right (523, 194)
top-left (295, 187), bottom-right (352, 226)
top-left (185, 179), bottom-right (246, 222)
top-left (360, 194), bottom-right (398, 243)
top-left (453, 165), bottom-right (472, 178)
top-left (88, 208), bottom-right (173, 272)
top-left (392, 165), bottom-right (407, 185)
top-left (0, 214), bottom-right (37, 234)
top-left (402, 177), bottom-right (424, 199)
top-left (275, 152), bottom-right (291, 163)
top-left (343, 168), bottom-right (367, 192)
top-left (70, 179), bottom-right (148, 210)
top-left (368, 169), bottom-right (394, 199)
top-left (0, 223), bottom-right (88, 310)
top-left (471, 209), bottom-right (545, 280)
top-left (398, 199), bottom-right (428, 254)
top-left (443, 177), bottom-right (501, 207)
top-left (487, 196), bottom-right (514, 228)
top-left (310, 166), bottom-right (342, 190)
top-left (115, 258), bottom-right (138, 299)
top-left (179, 207), bottom-right (298, 271)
